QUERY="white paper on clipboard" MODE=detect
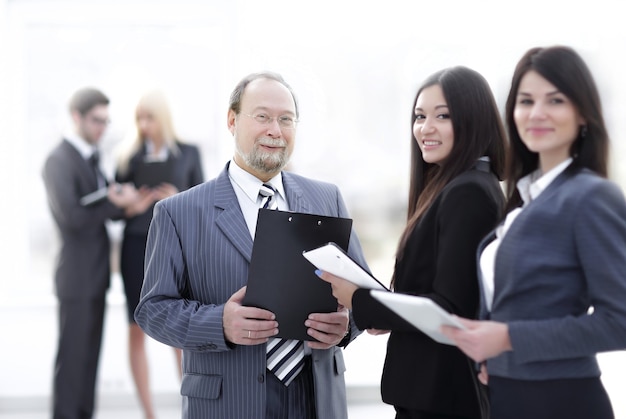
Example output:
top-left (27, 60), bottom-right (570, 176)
top-left (302, 242), bottom-right (388, 290)
top-left (369, 290), bottom-right (466, 345)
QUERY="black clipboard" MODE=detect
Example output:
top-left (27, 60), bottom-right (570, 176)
top-left (242, 209), bottom-right (352, 341)
top-left (134, 159), bottom-right (174, 188)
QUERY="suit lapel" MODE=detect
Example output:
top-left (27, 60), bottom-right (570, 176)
top-left (214, 165), bottom-right (254, 263)
top-left (506, 166), bottom-right (575, 236)
top-left (63, 139), bottom-right (99, 191)
top-left (282, 172), bottom-right (311, 213)
top-left (212, 169), bottom-right (314, 262)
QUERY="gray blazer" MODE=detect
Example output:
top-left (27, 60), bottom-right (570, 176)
top-left (480, 167), bottom-right (626, 380)
top-left (135, 163), bottom-right (367, 419)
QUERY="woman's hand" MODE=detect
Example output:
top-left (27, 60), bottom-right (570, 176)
top-left (478, 362), bottom-right (489, 385)
top-left (440, 317), bottom-right (512, 363)
top-left (153, 182), bottom-right (179, 200)
top-left (316, 270), bottom-right (359, 309)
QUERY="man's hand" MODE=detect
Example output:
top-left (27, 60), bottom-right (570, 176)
top-left (366, 328), bottom-right (389, 336)
top-left (223, 286), bottom-right (278, 345)
top-left (305, 305), bottom-right (350, 349)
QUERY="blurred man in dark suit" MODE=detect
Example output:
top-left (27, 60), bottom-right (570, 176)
top-left (43, 87), bottom-right (145, 419)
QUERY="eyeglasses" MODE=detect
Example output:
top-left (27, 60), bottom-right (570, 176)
top-left (240, 112), bottom-right (298, 129)
top-left (86, 115), bottom-right (111, 126)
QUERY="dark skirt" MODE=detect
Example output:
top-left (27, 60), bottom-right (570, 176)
top-left (120, 232), bottom-right (148, 323)
top-left (489, 376), bottom-right (614, 419)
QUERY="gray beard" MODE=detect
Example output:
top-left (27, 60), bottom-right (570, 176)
top-left (239, 139), bottom-right (289, 174)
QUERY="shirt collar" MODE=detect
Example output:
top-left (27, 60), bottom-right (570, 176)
top-left (144, 139), bottom-right (170, 162)
top-left (65, 132), bottom-right (97, 160)
top-left (228, 159), bottom-right (285, 204)
top-left (517, 157), bottom-right (573, 205)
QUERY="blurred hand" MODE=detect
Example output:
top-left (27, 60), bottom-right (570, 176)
top-left (107, 182), bottom-right (139, 208)
top-left (123, 187), bottom-right (158, 217)
top-left (223, 286), bottom-right (278, 345)
top-left (316, 271), bottom-right (359, 309)
top-left (367, 328), bottom-right (390, 336)
top-left (305, 304), bottom-right (350, 349)
top-left (478, 362), bottom-right (489, 385)
top-left (440, 317), bottom-right (512, 363)
top-left (153, 182), bottom-right (179, 201)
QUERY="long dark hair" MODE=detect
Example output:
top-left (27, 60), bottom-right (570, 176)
top-left (396, 66), bottom-right (506, 258)
top-left (503, 46), bottom-right (609, 214)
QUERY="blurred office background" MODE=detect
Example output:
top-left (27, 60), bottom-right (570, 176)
top-left (1, 0), bottom-right (626, 417)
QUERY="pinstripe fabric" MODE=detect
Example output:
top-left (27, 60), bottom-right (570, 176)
top-left (135, 162), bottom-right (368, 419)
top-left (266, 358), bottom-right (316, 419)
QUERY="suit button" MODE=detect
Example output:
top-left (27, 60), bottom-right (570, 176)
top-left (258, 374), bottom-right (265, 383)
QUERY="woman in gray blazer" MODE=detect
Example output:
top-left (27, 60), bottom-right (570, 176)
top-left (443, 46), bottom-right (626, 419)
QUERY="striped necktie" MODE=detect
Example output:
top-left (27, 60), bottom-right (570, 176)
top-left (258, 183), bottom-right (306, 386)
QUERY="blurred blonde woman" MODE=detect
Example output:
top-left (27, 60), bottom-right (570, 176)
top-left (115, 89), bottom-right (204, 419)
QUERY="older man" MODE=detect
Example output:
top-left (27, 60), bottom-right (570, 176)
top-left (135, 72), bottom-right (368, 419)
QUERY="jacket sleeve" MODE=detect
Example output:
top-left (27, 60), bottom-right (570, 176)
top-left (43, 152), bottom-right (124, 230)
top-left (134, 200), bottom-right (233, 353)
top-left (353, 180), bottom-right (501, 332)
top-left (334, 185), bottom-right (367, 345)
top-left (508, 180), bottom-right (626, 362)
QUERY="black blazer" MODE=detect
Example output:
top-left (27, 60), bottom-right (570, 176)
top-left (42, 139), bottom-right (125, 299)
top-left (352, 165), bottom-right (504, 417)
top-left (115, 141), bottom-right (204, 235)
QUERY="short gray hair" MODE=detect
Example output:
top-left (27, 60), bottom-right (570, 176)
top-left (228, 71), bottom-right (299, 118)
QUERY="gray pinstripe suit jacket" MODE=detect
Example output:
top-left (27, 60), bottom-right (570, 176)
top-left (135, 162), bottom-right (367, 419)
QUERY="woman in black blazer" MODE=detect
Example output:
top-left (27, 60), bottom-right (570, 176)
top-left (115, 90), bottom-right (204, 419)
top-left (443, 46), bottom-right (626, 419)
top-left (319, 66), bottom-right (506, 418)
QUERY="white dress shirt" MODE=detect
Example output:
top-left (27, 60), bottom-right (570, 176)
top-left (144, 139), bottom-right (170, 162)
top-left (65, 132), bottom-right (97, 160)
top-left (227, 159), bottom-right (288, 238)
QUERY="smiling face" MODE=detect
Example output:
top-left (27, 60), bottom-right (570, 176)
top-left (413, 84), bottom-right (454, 166)
top-left (513, 70), bottom-right (585, 172)
top-left (227, 78), bottom-right (297, 181)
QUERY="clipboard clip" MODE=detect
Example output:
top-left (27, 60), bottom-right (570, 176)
top-left (286, 216), bottom-right (322, 226)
